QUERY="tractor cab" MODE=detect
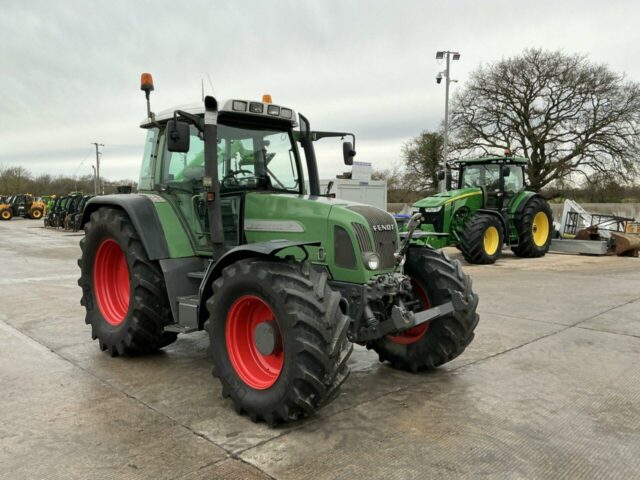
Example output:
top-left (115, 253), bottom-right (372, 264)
top-left (137, 92), bottom-right (357, 258)
top-left (455, 155), bottom-right (527, 210)
top-left (9, 194), bottom-right (31, 216)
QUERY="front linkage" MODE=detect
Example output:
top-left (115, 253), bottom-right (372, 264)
top-left (330, 213), bottom-right (477, 365)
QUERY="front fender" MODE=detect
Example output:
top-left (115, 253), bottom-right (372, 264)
top-left (197, 240), bottom-right (321, 327)
top-left (476, 208), bottom-right (510, 244)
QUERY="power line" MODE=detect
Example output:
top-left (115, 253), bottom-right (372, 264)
top-left (72, 149), bottom-right (94, 177)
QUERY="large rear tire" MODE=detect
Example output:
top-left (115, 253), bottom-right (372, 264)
top-left (459, 213), bottom-right (503, 264)
top-left (78, 207), bottom-right (177, 356)
top-left (207, 259), bottom-right (352, 425)
top-left (369, 247), bottom-right (479, 372)
top-left (512, 196), bottom-right (553, 258)
top-left (0, 209), bottom-right (12, 221)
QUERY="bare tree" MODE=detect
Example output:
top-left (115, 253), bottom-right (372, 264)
top-left (401, 130), bottom-right (443, 193)
top-left (0, 166), bottom-right (32, 194)
top-left (0, 165), bottom-right (134, 196)
top-left (450, 49), bottom-right (640, 190)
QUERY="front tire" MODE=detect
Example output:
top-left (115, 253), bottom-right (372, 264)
top-left (207, 259), bottom-right (352, 425)
top-left (369, 247), bottom-right (479, 372)
top-left (0, 209), bottom-right (12, 221)
top-left (459, 214), bottom-right (503, 264)
top-left (511, 196), bottom-right (553, 258)
top-left (29, 208), bottom-right (43, 220)
top-left (78, 207), bottom-right (177, 356)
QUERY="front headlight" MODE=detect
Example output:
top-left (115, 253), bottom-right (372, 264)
top-left (365, 253), bottom-right (380, 270)
top-left (422, 206), bottom-right (442, 213)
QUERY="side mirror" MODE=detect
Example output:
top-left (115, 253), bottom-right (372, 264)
top-left (502, 165), bottom-right (511, 177)
top-left (437, 170), bottom-right (445, 181)
top-left (343, 141), bottom-right (356, 166)
top-left (167, 120), bottom-right (190, 153)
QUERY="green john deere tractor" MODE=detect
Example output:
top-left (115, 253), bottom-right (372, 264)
top-left (77, 74), bottom-right (479, 425)
top-left (408, 155), bottom-right (553, 264)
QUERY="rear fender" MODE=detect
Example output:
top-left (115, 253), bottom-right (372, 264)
top-left (81, 194), bottom-right (171, 260)
top-left (197, 240), bottom-right (320, 328)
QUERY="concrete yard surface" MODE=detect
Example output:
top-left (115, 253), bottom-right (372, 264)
top-left (1, 218), bottom-right (639, 479)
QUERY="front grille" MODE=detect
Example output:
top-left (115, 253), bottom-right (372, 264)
top-left (420, 208), bottom-right (445, 232)
top-left (348, 206), bottom-right (397, 269)
top-left (352, 222), bottom-right (373, 252)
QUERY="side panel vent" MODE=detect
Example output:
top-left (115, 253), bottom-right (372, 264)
top-left (334, 225), bottom-right (357, 269)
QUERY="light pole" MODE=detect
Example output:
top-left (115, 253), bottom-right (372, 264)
top-left (436, 50), bottom-right (460, 192)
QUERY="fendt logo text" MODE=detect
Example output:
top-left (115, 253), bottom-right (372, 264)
top-left (372, 224), bottom-right (395, 232)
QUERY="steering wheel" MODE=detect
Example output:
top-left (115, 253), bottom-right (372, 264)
top-left (222, 169), bottom-right (260, 188)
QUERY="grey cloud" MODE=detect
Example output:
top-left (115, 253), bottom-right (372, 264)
top-left (0, 0), bottom-right (638, 181)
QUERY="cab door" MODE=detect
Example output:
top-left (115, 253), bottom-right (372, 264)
top-left (482, 165), bottom-right (503, 209)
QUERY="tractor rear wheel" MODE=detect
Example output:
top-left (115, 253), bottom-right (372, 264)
top-left (0, 209), bottom-right (12, 221)
top-left (459, 214), bottom-right (503, 264)
top-left (512, 196), bottom-right (553, 258)
top-left (78, 207), bottom-right (177, 356)
top-left (207, 259), bottom-right (352, 425)
top-left (369, 247), bottom-right (479, 372)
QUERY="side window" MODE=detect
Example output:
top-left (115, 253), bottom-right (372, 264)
top-left (263, 131), bottom-right (299, 190)
top-left (504, 166), bottom-right (524, 194)
top-left (139, 128), bottom-right (158, 191)
top-left (162, 128), bottom-right (205, 183)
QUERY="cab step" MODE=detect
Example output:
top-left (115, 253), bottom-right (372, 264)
top-left (187, 271), bottom-right (205, 280)
top-left (164, 295), bottom-right (199, 333)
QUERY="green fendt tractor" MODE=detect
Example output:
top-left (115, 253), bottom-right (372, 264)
top-left (409, 155), bottom-right (553, 264)
top-left (77, 74), bottom-right (479, 425)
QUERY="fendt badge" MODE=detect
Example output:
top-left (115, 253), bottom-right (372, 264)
top-left (372, 224), bottom-right (395, 232)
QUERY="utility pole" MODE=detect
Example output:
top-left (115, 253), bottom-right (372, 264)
top-left (436, 50), bottom-right (461, 192)
top-left (91, 165), bottom-right (97, 195)
top-left (91, 143), bottom-right (104, 195)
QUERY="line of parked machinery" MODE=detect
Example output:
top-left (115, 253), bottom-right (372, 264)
top-left (43, 193), bottom-right (94, 231)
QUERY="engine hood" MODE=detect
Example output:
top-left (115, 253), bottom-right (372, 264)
top-left (413, 188), bottom-right (482, 208)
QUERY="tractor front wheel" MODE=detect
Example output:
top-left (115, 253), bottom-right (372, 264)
top-left (369, 247), bottom-right (479, 372)
top-left (459, 214), bottom-right (504, 264)
top-left (207, 259), bottom-right (352, 425)
top-left (29, 208), bottom-right (43, 220)
top-left (0, 209), bottom-right (12, 221)
top-left (78, 207), bottom-right (177, 356)
top-left (512, 196), bottom-right (553, 258)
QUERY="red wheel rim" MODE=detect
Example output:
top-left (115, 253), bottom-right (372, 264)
top-left (93, 239), bottom-right (130, 326)
top-left (226, 295), bottom-right (284, 390)
top-left (387, 278), bottom-right (430, 345)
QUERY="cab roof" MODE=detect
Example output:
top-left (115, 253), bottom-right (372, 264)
top-left (455, 156), bottom-right (528, 165)
top-left (141, 99), bottom-right (298, 128)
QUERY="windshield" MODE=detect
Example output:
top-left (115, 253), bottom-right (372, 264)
top-left (162, 121), bottom-right (301, 194)
top-left (461, 164), bottom-right (501, 190)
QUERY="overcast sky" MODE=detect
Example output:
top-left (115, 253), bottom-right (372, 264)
top-left (1, 0), bottom-right (639, 182)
